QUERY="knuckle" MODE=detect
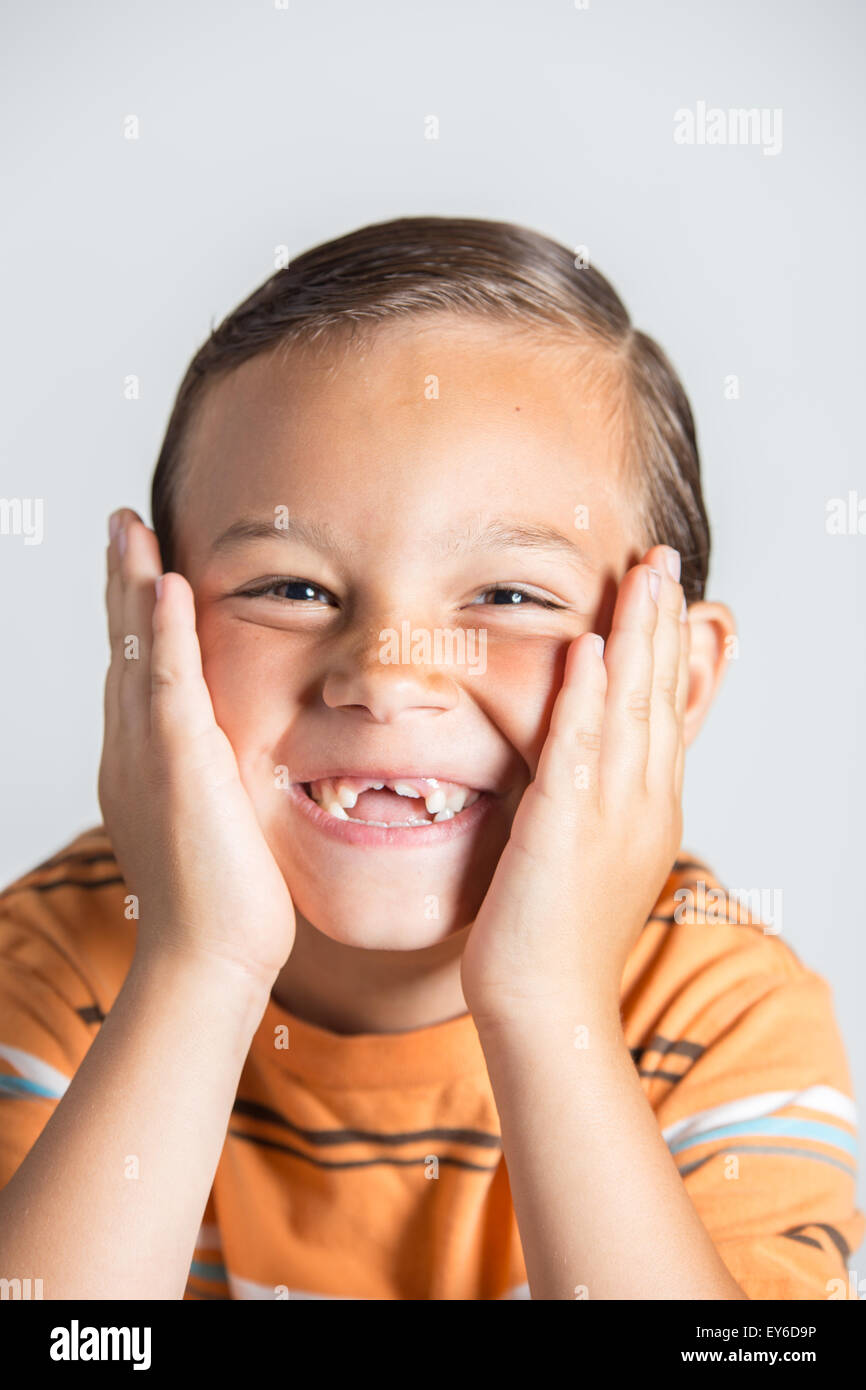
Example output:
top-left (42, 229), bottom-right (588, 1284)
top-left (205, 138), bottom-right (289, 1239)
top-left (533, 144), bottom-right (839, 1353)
top-left (654, 673), bottom-right (679, 706)
top-left (150, 663), bottom-right (181, 693)
top-left (624, 690), bottom-right (652, 721)
top-left (572, 726), bottom-right (603, 754)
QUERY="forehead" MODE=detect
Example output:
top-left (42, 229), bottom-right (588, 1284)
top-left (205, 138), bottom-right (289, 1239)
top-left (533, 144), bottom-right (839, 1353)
top-left (175, 316), bottom-right (634, 569)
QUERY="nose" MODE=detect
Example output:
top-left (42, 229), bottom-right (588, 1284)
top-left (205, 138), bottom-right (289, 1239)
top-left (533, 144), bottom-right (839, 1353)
top-left (321, 623), bottom-right (462, 722)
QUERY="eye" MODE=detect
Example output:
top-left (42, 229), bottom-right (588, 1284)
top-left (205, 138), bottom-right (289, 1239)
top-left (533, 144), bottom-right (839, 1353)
top-left (238, 577), bottom-right (335, 605)
top-left (470, 585), bottom-right (564, 610)
top-left (234, 579), bottom-right (564, 610)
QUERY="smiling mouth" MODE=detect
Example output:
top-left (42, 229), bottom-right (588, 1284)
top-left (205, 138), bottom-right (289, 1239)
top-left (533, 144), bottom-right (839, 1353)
top-left (301, 776), bottom-right (482, 827)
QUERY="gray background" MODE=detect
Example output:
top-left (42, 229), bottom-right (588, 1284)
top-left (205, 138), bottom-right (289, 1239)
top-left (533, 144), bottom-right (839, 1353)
top-left (1, 1), bottom-right (864, 1262)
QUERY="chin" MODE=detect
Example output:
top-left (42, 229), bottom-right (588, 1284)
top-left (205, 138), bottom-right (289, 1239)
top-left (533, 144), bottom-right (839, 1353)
top-left (278, 860), bottom-right (482, 952)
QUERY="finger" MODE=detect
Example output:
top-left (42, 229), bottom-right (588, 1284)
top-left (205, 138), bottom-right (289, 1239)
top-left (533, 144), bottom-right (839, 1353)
top-left (534, 631), bottom-right (608, 815)
top-left (104, 543), bottom-right (120, 733)
top-left (599, 563), bottom-right (659, 801)
top-left (644, 545), bottom-right (685, 793)
top-left (149, 571), bottom-right (220, 748)
top-left (674, 601), bottom-right (691, 796)
top-left (117, 517), bottom-right (164, 738)
top-left (104, 507), bottom-right (144, 733)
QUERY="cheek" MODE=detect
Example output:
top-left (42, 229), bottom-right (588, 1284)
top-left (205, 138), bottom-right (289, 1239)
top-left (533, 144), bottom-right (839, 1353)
top-left (197, 620), bottom-right (299, 756)
top-left (477, 636), bottom-right (570, 778)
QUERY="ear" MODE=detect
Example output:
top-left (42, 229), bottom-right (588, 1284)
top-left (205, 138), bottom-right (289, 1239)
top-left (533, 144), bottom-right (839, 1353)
top-left (683, 601), bottom-right (737, 747)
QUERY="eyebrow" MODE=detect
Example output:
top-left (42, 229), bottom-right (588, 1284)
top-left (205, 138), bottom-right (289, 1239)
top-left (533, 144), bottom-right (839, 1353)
top-left (441, 518), bottom-right (595, 574)
top-left (211, 516), bottom-right (342, 557)
top-left (210, 514), bottom-right (595, 574)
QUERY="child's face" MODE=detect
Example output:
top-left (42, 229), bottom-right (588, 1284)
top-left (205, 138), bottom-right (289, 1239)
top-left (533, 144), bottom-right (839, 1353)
top-left (174, 316), bottom-right (645, 949)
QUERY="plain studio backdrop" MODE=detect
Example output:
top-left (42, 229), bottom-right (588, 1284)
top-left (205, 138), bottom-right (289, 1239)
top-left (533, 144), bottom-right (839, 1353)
top-left (1, 1), bottom-right (864, 1266)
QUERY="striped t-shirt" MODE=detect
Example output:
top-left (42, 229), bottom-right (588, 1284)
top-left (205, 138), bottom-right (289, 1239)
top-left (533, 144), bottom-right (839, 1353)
top-left (0, 825), bottom-right (862, 1300)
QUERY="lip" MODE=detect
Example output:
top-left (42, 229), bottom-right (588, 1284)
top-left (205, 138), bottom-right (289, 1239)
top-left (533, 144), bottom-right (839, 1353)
top-left (285, 778), bottom-right (498, 848)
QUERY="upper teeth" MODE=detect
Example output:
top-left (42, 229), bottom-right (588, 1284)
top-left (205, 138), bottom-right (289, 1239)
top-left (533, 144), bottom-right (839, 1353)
top-left (306, 776), bottom-right (481, 824)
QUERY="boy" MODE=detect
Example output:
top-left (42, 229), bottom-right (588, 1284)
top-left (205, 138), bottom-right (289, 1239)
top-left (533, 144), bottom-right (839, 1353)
top-left (0, 217), bottom-right (861, 1300)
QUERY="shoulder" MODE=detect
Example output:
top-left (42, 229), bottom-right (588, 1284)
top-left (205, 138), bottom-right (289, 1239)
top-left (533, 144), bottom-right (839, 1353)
top-left (624, 852), bottom-right (852, 1118)
top-left (625, 853), bottom-right (864, 1296)
top-left (0, 825), bottom-right (135, 1022)
top-left (0, 828), bottom-right (135, 1187)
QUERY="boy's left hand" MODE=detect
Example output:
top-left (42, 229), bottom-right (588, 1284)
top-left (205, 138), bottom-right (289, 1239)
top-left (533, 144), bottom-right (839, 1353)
top-left (461, 545), bottom-right (689, 1033)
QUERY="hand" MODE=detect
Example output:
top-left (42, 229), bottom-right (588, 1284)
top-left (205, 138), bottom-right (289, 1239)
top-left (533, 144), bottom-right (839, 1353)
top-left (461, 545), bottom-right (689, 1030)
top-left (98, 508), bottom-right (296, 988)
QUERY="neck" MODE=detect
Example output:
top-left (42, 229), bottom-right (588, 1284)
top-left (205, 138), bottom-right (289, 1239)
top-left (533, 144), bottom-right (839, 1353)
top-left (270, 913), bottom-right (472, 1036)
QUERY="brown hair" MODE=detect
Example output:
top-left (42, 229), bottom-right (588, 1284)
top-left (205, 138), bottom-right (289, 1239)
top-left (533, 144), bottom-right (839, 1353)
top-left (151, 216), bottom-right (709, 599)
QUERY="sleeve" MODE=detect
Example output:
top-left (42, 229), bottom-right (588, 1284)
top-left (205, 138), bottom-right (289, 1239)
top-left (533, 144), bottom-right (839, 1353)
top-left (647, 950), bottom-right (865, 1300)
top-left (0, 905), bottom-right (103, 1193)
top-left (0, 891), bottom-right (228, 1298)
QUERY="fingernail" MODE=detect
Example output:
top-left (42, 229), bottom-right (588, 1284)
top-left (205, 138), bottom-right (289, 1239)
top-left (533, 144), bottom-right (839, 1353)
top-left (664, 548), bottom-right (681, 582)
top-left (154, 576), bottom-right (163, 601)
top-left (648, 568), bottom-right (661, 603)
top-left (109, 510), bottom-right (122, 540)
top-left (592, 634), bottom-right (604, 658)
top-left (118, 526), bottom-right (128, 557)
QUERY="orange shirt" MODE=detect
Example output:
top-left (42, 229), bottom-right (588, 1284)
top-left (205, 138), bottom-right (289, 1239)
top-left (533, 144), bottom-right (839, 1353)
top-left (0, 826), bottom-right (862, 1299)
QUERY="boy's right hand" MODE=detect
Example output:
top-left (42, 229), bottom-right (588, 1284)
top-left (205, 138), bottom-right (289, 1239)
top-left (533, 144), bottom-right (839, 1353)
top-left (98, 508), bottom-right (296, 989)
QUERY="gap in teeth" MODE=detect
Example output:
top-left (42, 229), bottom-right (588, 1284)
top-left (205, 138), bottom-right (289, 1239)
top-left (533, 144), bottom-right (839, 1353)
top-left (305, 776), bottom-right (480, 822)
